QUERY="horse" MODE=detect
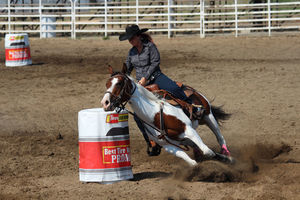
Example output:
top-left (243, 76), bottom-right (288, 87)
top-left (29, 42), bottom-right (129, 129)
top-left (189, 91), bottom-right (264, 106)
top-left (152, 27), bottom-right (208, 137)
top-left (101, 65), bottom-right (234, 166)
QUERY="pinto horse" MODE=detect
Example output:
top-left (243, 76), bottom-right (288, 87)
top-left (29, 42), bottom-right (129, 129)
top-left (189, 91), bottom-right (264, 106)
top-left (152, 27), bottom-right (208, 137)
top-left (101, 65), bottom-right (233, 166)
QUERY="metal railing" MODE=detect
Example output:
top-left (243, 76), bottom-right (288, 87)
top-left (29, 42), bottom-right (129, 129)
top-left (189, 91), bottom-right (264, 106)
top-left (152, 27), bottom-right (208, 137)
top-left (0, 0), bottom-right (299, 38)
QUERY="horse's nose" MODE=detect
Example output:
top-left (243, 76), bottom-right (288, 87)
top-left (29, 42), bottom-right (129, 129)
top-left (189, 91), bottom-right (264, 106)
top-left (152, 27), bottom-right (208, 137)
top-left (101, 98), bottom-right (110, 109)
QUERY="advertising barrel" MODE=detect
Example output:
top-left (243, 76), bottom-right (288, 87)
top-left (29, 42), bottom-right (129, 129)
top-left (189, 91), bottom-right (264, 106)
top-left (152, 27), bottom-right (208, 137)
top-left (5, 33), bottom-right (32, 67)
top-left (78, 108), bottom-right (133, 183)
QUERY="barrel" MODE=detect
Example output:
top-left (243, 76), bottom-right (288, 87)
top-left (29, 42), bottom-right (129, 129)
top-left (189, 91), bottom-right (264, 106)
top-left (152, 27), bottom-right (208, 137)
top-left (78, 108), bottom-right (133, 183)
top-left (41, 17), bottom-right (56, 38)
top-left (5, 33), bottom-right (32, 67)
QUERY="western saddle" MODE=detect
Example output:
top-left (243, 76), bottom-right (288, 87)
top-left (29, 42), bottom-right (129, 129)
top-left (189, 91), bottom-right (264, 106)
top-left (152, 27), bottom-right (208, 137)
top-left (145, 82), bottom-right (211, 121)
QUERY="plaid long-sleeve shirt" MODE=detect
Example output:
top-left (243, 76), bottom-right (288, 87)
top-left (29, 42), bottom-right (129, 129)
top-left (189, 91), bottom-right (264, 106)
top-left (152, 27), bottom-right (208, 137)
top-left (125, 41), bottom-right (161, 81)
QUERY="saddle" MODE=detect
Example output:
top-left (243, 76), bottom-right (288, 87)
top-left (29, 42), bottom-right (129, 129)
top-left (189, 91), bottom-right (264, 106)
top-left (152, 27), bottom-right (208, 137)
top-left (145, 82), bottom-right (211, 120)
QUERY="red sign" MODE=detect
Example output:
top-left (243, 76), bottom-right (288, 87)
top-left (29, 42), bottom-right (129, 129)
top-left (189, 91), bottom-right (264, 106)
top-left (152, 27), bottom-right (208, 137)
top-left (79, 140), bottom-right (131, 169)
top-left (5, 47), bottom-right (31, 61)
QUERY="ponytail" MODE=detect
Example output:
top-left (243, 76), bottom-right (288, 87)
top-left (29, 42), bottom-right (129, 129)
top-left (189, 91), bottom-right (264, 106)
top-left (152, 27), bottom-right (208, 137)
top-left (139, 33), bottom-right (155, 45)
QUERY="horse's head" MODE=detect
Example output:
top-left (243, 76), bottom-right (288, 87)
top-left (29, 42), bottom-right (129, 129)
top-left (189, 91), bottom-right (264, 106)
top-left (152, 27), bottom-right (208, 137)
top-left (101, 64), bottom-right (134, 111)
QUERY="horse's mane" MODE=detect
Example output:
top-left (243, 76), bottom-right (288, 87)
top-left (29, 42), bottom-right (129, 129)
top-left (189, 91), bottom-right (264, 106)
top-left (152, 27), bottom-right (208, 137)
top-left (111, 71), bottom-right (121, 77)
top-left (110, 72), bottom-right (164, 103)
top-left (126, 76), bottom-right (164, 103)
top-left (136, 83), bottom-right (164, 103)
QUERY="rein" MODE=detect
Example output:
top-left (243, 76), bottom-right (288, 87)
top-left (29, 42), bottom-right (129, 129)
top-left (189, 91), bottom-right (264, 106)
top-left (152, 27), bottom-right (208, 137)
top-left (107, 73), bottom-right (189, 151)
top-left (122, 107), bottom-right (189, 152)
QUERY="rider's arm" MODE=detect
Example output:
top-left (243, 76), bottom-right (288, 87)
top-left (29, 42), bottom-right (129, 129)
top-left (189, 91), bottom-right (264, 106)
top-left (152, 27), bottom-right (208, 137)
top-left (125, 51), bottom-right (134, 76)
top-left (144, 43), bottom-right (160, 81)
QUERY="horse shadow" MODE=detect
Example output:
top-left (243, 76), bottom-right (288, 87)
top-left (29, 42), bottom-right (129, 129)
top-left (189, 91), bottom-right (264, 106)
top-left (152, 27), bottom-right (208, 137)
top-left (131, 171), bottom-right (172, 181)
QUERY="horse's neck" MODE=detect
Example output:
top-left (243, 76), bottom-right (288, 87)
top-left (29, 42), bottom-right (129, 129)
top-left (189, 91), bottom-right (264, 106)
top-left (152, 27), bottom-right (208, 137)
top-left (129, 82), bottom-right (160, 122)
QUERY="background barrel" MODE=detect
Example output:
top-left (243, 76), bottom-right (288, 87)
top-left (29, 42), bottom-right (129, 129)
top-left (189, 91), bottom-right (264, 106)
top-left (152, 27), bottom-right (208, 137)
top-left (5, 33), bottom-right (32, 67)
top-left (41, 17), bottom-right (56, 38)
top-left (78, 108), bottom-right (133, 183)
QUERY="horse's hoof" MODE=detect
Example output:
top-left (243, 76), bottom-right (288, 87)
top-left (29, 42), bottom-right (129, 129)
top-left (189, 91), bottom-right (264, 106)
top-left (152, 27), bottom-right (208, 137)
top-left (227, 156), bottom-right (236, 165)
top-left (214, 153), bottom-right (235, 165)
top-left (147, 145), bottom-right (162, 157)
top-left (190, 160), bottom-right (198, 167)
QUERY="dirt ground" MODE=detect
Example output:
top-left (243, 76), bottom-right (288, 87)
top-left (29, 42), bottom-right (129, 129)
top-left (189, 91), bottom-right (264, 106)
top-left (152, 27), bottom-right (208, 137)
top-left (0, 35), bottom-right (299, 200)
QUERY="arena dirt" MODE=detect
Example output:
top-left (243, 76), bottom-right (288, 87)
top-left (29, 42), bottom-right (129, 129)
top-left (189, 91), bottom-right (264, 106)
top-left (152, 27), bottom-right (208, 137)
top-left (0, 35), bottom-right (299, 199)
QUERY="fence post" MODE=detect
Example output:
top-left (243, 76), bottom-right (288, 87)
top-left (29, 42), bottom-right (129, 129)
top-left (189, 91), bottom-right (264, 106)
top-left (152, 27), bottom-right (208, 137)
top-left (71, 0), bottom-right (75, 39)
top-left (199, 0), bottom-right (201, 37)
top-left (105, 0), bottom-right (107, 37)
top-left (8, 0), bottom-right (11, 33)
top-left (136, 0), bottom-right (139, 25)
top-left (268, 0), bottom-right (271, 36)
top-left (167, 0), bottom-right (171, 38)
top-left (235, 0), bottom-right (238, 37)
top-left (70, 0), bottom-right (72, 38)
top-left (39, 0), bottom-right (42, 38)
top-left (75, 0), bottom-right (78, 39)
top-left (200, 0), bottom-right (205, 38)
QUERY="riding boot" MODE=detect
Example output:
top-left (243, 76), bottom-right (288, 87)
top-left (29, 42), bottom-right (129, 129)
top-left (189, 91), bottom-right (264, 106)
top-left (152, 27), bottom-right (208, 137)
top-left (192, 106), bottom-right (205, 120)
top-left (147, 140), bottom-right (162, 156)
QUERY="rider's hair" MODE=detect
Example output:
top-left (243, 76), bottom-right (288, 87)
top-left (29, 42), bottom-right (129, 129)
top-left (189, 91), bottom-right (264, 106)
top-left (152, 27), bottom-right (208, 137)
top-left (139, 33), bottom-right (155, 45)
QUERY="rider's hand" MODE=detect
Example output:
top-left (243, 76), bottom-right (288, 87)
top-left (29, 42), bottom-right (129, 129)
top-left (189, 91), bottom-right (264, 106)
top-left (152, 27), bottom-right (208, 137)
top-left (138, 77), bottom-right (147, 86)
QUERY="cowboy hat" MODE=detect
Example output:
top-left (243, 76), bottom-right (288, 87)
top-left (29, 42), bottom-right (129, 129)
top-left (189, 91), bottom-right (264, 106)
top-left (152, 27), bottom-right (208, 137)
top-left (119, 25), bottom-right (148, 41)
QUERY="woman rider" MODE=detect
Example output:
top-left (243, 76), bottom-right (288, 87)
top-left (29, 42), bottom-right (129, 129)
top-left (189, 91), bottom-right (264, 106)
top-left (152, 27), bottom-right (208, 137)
top-left (119, 25), bottom-right (201, 156)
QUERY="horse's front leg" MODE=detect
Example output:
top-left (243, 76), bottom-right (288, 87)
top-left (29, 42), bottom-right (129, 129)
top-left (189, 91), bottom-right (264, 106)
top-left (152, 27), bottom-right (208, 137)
top-left (184, 126), bottom-right (233, 164)
top-left (184, 126), bottom-right (216, 159)
top-left (163, 144), bottom-right (197, 166)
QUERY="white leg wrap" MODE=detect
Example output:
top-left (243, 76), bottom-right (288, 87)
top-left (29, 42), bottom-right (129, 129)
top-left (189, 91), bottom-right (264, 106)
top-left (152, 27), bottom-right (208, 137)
top-left (163, 144), bottom-right (197, 166)
top-left (185, 126), bottom-right (215, 158)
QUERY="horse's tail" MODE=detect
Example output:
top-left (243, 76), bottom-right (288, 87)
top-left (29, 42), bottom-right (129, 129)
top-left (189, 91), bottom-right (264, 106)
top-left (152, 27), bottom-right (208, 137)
top-left (211, 105), bottom-right (231, 125)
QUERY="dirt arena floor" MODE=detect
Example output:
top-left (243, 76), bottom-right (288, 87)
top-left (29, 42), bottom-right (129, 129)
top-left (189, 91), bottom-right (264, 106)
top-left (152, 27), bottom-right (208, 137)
top-left (0, 35), bottom-right (299, 200)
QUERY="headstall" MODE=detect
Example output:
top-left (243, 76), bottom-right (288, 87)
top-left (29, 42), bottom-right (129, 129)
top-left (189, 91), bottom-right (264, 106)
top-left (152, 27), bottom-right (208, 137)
top-left (105, 73), bottom-right (136, 113)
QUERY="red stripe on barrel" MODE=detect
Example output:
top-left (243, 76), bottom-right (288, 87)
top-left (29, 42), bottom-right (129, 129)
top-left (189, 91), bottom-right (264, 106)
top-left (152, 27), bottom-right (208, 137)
top-left (79, 140), bottom-right (131, 169)
top-left (5, 47), bottom-right (31, 61)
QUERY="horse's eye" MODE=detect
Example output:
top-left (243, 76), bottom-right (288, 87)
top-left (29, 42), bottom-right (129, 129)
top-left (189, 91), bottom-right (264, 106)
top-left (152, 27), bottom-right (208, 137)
top-left (116, 82), bottom-right (122, 86)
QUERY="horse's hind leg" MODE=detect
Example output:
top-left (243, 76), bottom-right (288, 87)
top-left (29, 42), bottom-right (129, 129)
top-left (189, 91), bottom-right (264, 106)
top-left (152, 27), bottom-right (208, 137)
top-left (203, 113), bottom-right (226, 146)
top-left (163, 144), bottom-right (197, 166)
top-left (203, 113), bottom-right (230, 156)
top-left (184, 126), bottom-right (216, 160)
top-left (184, 126), bottom-right (233, 164)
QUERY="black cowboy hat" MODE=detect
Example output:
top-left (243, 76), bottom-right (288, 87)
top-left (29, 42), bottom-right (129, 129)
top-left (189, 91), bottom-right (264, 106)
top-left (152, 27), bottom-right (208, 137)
top-left (119, 25), bottom-right (148, 41)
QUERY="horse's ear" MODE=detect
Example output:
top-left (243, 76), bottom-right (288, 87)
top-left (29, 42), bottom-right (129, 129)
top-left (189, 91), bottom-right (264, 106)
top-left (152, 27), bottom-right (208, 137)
top-left (121, 63), bottom-right (127, 74)
top-left (107, 64), bottom-right (114, 75)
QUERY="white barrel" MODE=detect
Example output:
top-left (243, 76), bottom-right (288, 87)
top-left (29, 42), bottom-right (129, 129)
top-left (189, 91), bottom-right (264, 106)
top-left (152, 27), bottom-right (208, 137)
top-left (41, 17), bottom-right (56, 38)
top-left (5, 33), bottom-right (32, 67)
top-left (78, 108), bottom-right (133, 183)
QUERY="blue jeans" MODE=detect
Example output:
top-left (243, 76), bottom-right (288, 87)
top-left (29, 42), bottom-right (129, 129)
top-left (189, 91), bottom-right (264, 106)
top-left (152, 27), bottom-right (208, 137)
top-left (149, 73), bottom-right (192, 104)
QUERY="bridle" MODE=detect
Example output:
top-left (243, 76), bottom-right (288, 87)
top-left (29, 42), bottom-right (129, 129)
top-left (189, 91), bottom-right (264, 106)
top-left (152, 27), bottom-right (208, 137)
top-left (105, 73), bottom-right (136, 113)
